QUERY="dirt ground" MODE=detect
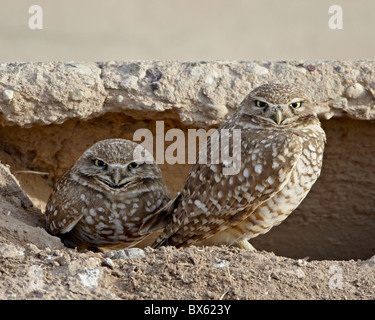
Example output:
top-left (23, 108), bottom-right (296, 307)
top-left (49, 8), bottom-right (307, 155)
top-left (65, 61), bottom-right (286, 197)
top-left (1, 236), bottom-right (375, 300)
top-left (0, 162), bottom-right (374, 300)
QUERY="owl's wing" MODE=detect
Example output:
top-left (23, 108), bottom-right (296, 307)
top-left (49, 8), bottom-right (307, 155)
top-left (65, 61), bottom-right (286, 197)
top-left (139, 192), bottom-right (181, 235)
top-left (45, 171), bottom-right (85, 235)
top-left (152, 128), bottom-right (303, 248)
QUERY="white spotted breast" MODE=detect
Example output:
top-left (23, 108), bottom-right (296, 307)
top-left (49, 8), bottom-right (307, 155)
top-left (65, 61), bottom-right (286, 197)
top-left (237, 127), bottom-right (325, 240)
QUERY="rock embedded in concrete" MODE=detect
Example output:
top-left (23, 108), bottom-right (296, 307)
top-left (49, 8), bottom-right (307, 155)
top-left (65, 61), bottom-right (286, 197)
top-left (246, 63), bottom-right (269, 75)
top-left (345, 83), bottom-right (365, 99)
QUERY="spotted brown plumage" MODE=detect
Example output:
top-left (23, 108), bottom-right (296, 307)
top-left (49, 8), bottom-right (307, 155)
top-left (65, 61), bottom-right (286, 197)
top-left (143, 83), bottom-right (326, 251)
top-left (45, 139), bottom-right (171, 251)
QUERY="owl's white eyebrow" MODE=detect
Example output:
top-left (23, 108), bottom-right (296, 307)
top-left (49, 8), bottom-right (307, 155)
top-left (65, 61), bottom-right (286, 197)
top-left (289, 98), bottom-right (304, 103)
top-left (253, 97), bottom-right (269, 103)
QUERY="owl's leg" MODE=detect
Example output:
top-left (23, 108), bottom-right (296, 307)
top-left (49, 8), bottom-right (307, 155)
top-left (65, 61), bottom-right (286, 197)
top-left (236, 239), bottom-right (256, 251)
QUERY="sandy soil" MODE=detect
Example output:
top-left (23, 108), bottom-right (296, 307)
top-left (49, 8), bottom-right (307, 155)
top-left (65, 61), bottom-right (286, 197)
top-left (1, 237), bottom-right (374, 300)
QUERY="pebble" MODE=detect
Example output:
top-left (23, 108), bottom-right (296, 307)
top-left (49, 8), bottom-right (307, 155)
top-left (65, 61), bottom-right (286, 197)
top-left (54, 253), bottom-right (71, 266)
top-left (329, 97), bottom-right (348, 109)
top-left (210, 103), bottom-right (228, 118)
top-left (205, 76), bottom-right (214, 84)
top-left (0, 243), bottom-right (24, 258)
top-left (24, 243), bottom-right (40, 255)
top-left (150, 82), bottom-right (160, 91)
top-left (64, 63), bottom-right (93, 75)
top-left (69, 89), bottom-right (84, 101)
top-left (306, 64), bottom-right (316, 72)
top-left (189, 66), bottom-right (205, 78)
top-left (48, 115), bottom-right (58, 122)
top-left (334, 65), bottom-right (345, 73)
top-left (345, 83), bottom-right (365, 99)
top-left (2, 89), bottom-right (14, 101)
top-left (101, 257), bottom-right (115, 269)
top-left (104, 248), bottom-right (146, 259)
top-left (204, 71), bottom-right (220, 85)
top-left (121, 62), bottom-right (141, 75)
top-left (120, 76), bottom-right (139, 90)
top-left (296, 259), bottom-right (308, 267)
top-left (294, 66), bottom-right (307, 74)
top-left (124, 248), bottom-right (146, 259)
top-left (143, 68), bottom-right (162, 83)
top-left (246, 64), bottom-right (269, 75)
top-left (78, 268), bottom-right (100, 288)
top-left (213, 258), bottom-right (230, 268)
top-left (104, 80), bottom-right (119, 89)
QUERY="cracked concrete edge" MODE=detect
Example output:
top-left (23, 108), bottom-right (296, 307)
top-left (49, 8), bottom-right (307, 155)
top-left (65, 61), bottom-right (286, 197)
top-left (0, 60), bottom-right (375, 128)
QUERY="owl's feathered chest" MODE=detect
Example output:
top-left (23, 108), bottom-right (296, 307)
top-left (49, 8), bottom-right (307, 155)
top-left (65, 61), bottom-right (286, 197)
top-left (237, 124), bottom-right (325, 239)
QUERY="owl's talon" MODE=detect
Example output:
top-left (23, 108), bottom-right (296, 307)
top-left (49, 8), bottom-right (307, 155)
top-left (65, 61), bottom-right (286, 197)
top-left (236, 239), bottom-right (256, 251)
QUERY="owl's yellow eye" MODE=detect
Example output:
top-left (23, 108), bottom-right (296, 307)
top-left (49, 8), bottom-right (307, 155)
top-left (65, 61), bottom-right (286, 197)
top-left (94, 159), bottom-right (107, 168)
top-left (290, 102), bottom-right (302, 109)
top-left (255, 100), bottom-right (268, 108)
top-left (128, 162), bottom-right (140, 169)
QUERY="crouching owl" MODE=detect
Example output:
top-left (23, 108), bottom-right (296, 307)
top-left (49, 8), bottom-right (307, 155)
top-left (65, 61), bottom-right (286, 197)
top-left (45, 138), bottom-right (171, 251)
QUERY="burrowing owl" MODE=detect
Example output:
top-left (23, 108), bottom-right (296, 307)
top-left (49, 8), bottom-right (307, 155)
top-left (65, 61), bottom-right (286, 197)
top-left (142, 83), bottom-right (326, 251)
top-left (45, 138), bottom-right (171, 251)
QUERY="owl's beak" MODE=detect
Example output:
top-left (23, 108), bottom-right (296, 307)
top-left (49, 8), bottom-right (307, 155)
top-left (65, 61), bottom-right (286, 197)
top-left (271, 107), bottom-right (283, 125)
top-left (112, 168), bottom-right (122, 185)
top-left (276, 109), bottom-right (283, 125)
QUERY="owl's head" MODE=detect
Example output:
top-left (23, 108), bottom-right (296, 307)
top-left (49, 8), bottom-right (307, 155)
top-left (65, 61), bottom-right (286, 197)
top-left (239, 83), bottom-right (316, 126)
top-left (71, 139), bottom-right (162, 195)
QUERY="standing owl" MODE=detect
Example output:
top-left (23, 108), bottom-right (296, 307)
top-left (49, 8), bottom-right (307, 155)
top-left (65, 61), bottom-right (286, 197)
top-left (142, 83), bottom-right (326, 251)
top-left (45, 139), bottom-right (171, 251)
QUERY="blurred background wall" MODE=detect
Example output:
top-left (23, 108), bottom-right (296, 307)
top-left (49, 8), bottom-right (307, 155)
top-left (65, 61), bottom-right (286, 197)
top-left (0, 0), bottom-right (374, 62)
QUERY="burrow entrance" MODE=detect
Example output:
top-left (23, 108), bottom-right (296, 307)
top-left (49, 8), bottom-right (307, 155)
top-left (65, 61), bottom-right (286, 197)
top-left (1, 113), bottom-right (374, 260)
